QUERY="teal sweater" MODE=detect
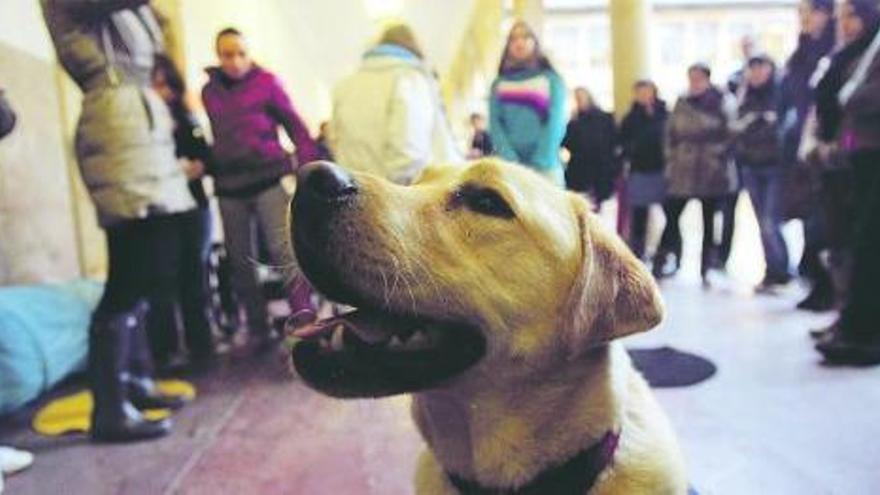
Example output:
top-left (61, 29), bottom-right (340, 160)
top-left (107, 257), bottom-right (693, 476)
top-left (489, 68), bottom-right (566, 184)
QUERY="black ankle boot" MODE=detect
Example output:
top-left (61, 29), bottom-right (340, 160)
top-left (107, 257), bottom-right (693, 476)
top-left (89, 310), bottom-right (172, 442)
top-left (816, 332), bottom-right (880, 366)
top-left (652, 251), bottom-right (678, 279)
top-left (797, 276), bottom-right (835, 312)
top-left (126, 301), bottom-right (188, 411)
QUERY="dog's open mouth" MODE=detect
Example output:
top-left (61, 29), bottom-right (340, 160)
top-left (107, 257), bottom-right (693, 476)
top-left (287, 307), bottom-right (486, 398)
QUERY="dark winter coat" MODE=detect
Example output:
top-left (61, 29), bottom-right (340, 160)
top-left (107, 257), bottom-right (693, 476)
top-left (202, 66), bottom-right (318, 196)
top-left (665, 87), bottom-right (736, 198)
top-left (562, 107), bottom-right (618, 200)
top-left (841, 31), bottom-right (880, 152)
top-left (470, 130), bottom-right (494, 157)
top-left (733, 78), bottom-right (782, 167)
top-left (169, 102), bottom-right (210, 208)
top-left (41, 0), bottom-right (195, 227)
top-left (619, 101), bottom-right (668, 174)
top-left (815, 23), bottom-right (880, 145)
top-left (779, 30), bottom-right (835, 165)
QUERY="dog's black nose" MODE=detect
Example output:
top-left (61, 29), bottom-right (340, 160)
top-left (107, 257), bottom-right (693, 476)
top-left (297, 161), bottom-right (358, 200)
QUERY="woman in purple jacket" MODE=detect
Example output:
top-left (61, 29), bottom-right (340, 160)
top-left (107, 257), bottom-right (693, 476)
top-left (202, 28), bottom-right (318, 349)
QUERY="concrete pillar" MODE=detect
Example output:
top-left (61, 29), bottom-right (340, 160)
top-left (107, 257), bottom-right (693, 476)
top-left (153, 0), bottom-right (187, 68)
top-left (513, 0), bottom-right (543, 36)
top-left (609, 0), bottom-right (652, 118)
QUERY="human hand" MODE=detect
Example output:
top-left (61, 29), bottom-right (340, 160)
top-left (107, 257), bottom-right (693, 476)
top-left (180, 159), bottom-right (205, 180)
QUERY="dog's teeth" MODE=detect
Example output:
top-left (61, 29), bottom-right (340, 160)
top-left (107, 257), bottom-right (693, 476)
top-left (331, 325), bottom-right (345, 351)
top-left (403, 330), bottom-right (430, 350)
top-left (388, 335), bottom-right (403, 349)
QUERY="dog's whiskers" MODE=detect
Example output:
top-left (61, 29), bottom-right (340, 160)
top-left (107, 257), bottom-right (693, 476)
top-left (379, 267), bottom-right (391, 308)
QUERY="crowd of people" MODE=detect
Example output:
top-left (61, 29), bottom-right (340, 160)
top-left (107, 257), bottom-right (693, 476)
top-left (2, 0), bottom-right (873, 447)
top-left (538, 0), bottom-right (880, 367)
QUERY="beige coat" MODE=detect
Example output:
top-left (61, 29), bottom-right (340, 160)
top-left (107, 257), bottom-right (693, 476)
top-left (330, 50), bottom-right (461, 185)
top-left (42, 0), bottom-right (194, 227)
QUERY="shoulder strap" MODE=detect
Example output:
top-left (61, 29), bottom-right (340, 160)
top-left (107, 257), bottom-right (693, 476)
top-left (839, 28), bottom-right (880, 105)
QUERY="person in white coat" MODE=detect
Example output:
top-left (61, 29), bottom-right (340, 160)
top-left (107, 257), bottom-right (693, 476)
top-left (330, 23), bottom-right (461, 184)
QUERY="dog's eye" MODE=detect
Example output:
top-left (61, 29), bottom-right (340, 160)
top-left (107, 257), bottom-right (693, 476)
top-left (452, 186), bottom-right (515, 219)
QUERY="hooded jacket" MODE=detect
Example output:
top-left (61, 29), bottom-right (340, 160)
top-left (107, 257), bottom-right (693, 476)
top-left (202, 66), bottom-right (318, 196)
top-left (41, 0), bottom-right (194, 227)
top-left (330, 44), bottom-right (461, 185)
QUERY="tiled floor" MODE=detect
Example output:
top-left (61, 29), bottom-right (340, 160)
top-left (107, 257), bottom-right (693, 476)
top-left (3, 200), bottom-right (879, 494)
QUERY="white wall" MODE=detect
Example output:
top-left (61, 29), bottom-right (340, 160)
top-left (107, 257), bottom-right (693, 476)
top-left (0, 0), bottom-right (56, 60)
top-left (0, 0), bottom-right (83, 285)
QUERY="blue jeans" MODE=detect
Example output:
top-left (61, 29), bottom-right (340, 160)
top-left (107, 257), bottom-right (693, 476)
top-left (741, 166), bottom-right (790, 280)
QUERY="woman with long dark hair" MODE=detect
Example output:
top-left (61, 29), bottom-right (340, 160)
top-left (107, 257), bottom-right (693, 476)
top-left (814, 0), bottom-right (880, 365)
top-left (150, 55), bottom-right (215, 367)
top-left (562, 87), bottom-right (618, 204)
top-left (489, 21), bottom-right (567, 185)
top-left (619, 80), bottom-right (669, 261)
top-left (781, 0), bottom-right (837, 310)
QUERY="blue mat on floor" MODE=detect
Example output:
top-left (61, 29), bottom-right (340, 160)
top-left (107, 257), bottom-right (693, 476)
top-left (0, 279), bottom-right (103, 414)
top-left (627, 346), bottom-right (717, 388)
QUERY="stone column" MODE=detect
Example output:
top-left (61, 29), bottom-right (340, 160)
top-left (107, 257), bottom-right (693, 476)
top-left (513, 0), bottom-right (544, 36)
top-left (609, 0), bottom-right (652, 118)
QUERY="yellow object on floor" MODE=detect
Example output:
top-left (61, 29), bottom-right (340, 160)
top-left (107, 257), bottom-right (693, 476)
top-left (31, 380), bottom-right (196, 437)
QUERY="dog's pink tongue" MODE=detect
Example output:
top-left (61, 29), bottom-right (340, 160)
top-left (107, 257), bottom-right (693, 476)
top-left (288, 310), bottom-right (324, 338)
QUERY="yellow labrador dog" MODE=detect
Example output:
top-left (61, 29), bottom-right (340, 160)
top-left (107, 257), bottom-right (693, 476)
top-left (288, 159), bottom-right (687, 494)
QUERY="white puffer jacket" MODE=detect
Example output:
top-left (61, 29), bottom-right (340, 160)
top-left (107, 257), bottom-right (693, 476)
top-left (330, 46), bottom-right (462, 184)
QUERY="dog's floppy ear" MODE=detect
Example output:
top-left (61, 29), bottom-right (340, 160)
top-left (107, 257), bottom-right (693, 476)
top-left (562, 197), bottom-right (664, 356)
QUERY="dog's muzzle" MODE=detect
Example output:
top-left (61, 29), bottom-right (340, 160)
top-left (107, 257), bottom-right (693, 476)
top-left (290, 161), bottom-right (364, 305)
top-left (287, 162), bottom-right (487, 398)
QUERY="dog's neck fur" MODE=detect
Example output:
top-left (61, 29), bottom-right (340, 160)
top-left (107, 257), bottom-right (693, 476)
top-left (411, 343), bottom-right (629, 489)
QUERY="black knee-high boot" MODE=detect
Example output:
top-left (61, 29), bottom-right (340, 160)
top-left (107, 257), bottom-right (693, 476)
top-left (89, 309), bottom-right (172, 442)
top-left (124, 301), bottom-right (188, 411)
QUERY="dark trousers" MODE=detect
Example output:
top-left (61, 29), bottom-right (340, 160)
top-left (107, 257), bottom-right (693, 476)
top-left (217, 184), bottom-right (294, 336)
top-left (840, 150), bottom-right (880, 341)
top-left (97, 215), bottom-right (185, 316)
top-left (718, 193), bottom-right (738, 265)
top-left (800, 205), bottom-right (834, 296)
top-left (658, 197), bottom-right (722, 276)
top-left (181, 208), bottom-right (214, 357)
top-left (741, 166), bottom-right (790, 280)
top-left (629, 206), bottom-right (650, 260)
top-left (143, 209), bottom-right (213, 362)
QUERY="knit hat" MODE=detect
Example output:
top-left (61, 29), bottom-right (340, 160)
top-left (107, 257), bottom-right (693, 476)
top-left (747, 53), bottom-right (776, 68)
top-left (810, 0), bottom-right (834, 14)
top-left (847, 0), bottom-right (880, 31)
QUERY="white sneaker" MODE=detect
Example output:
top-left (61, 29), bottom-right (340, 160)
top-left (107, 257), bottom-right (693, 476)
top-left (0, 446), bottom-right (34, 474)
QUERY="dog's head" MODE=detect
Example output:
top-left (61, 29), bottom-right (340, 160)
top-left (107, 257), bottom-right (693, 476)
top-left (288, 159), bottom-right (663, 398)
